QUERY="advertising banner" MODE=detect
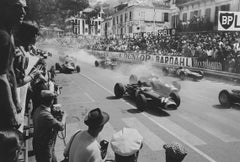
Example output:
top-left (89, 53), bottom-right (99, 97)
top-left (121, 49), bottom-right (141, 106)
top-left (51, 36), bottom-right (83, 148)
top-left (218, 11), bottom-right (240, 31)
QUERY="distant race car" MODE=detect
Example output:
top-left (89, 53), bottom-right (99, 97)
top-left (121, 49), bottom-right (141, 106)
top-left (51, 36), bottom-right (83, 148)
top-left (55, 55), bottom-right (80, 74)
top-left (113, 74), bottom-right (181, 111)
top-left (162, 66), bottom-right (204, 81)
top-left (218, 89), bottom-right (240, 107)
top-left (95, 57), bottom-right (118, 69)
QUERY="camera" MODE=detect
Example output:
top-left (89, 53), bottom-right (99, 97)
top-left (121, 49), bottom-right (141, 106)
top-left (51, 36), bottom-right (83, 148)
top-left (100, 139), bottom-right (109, 159)
top-left (51, 104), bottom-right (64, 121)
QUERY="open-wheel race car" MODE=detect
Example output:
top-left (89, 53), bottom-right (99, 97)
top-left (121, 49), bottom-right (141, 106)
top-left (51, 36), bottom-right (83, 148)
top-left (113, 74), bottom-right (181, 111)
top-left (162, 66), bottom-right (204, 81)
top-left (95, 56), bottom-right (118, 70)
top-left (55, 55), bottom-right (80, 74)
top-left (218, 89), bottom-right (240, 107)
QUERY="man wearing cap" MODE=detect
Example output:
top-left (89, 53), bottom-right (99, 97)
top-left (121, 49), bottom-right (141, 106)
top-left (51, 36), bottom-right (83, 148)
top-left (163, 142), bottom-right (187, 162)
top-left (33, 90), bottom-right (66, 162)
top-left (110, 127), bottom-right (143, 162)
top-left (0, 0), bottom-right (27, 129)
top-left (64, 108), bottom-right (109, 162)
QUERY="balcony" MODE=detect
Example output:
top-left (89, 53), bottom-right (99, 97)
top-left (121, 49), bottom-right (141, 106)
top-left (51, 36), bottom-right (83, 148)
top-left (175, 0), bottom-right (202, 6)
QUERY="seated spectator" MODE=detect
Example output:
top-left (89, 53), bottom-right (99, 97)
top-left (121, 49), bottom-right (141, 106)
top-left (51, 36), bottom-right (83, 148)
top-left (33, 90), bottom-right (66, 162)
top-left (110, 127), bottom-right (143, 162)
top-left (64, 108), bottom-right (110, 162)
top-left (163, 142), bottom-right (187, 162)
top-left (0, 129), bottom-right (24, 162)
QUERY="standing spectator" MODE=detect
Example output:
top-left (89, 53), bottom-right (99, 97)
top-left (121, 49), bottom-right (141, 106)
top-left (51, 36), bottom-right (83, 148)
top-left (0, 0), bottom-right (27, 130)
top-left (110, 127), bottom-right (143, 162)
top-left (33, 90), bottom-right (66, 162)
top-left (64, 108), bottom-right (110, 162)
top-left (163, 143), bottom-right (187, 162)
top-left (0, 129), bottom-right (24, 162)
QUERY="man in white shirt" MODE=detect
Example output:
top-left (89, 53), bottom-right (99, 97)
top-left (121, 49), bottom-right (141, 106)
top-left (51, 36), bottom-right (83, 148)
top-left (64, 108), bottom-right (110, 162)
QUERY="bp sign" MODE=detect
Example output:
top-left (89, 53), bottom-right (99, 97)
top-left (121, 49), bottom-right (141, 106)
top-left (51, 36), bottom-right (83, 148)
top-left (218, 11), bottom-right (240, 31)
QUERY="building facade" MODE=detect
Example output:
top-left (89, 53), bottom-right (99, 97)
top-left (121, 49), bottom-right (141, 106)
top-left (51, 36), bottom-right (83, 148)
top-left (175, 0), bottom-right (240, 31)
top-left (111, 2), bottom-right (172, 38)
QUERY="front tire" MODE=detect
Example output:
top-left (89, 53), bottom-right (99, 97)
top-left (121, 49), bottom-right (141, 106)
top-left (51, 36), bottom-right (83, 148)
top-left (95, 61), bottom-right (99, 67)
top-left (136, 94), bottom-right (147, 111)
top-left (162, 68), bottom-right (169, 76)
top-left (169, 92), bottom-right (181, 107)
top-left (55, 63), bottom-right (61, 71)
top-left (114, 83), bottom-right (125, 98)
top-left (179, 72), bottom-right (186, 80)
top-left (76, 65), bottom-right (80, 73)
top-left (219, 90), bottom-right (232, 107)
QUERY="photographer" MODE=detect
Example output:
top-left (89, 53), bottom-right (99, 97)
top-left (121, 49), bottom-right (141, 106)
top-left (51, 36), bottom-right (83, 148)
top-left (33, 90), bottom-right (66, 162)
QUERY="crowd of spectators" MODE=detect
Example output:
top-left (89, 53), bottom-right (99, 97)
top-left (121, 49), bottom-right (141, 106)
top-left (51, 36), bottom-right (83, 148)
top-left (90, 31), bottom-right (240, 73)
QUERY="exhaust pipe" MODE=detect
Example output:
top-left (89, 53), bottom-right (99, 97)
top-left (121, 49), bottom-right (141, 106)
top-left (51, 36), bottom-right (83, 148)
top-left (161, 97), bottom-right (177, 110)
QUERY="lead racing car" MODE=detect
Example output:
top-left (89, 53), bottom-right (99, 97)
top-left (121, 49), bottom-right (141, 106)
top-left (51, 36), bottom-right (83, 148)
top-left (162, 66), bottom-right (204, 81)
top-left (113, 74), bottom-right (181, 111)
top-left (95, 56), bottom-right (118, 70)
top-left (55, 55), bottom-right (80, 74)
top-left (218, 89), bottom-right (240, 107)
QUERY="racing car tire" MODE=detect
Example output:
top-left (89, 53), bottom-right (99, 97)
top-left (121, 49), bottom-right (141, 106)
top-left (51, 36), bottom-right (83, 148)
top-left (136, 94), bottom-right (147, 111)
top-left (114, 83), bottom-right (125, 98)
top-left (76, 66), bottom-right (80, 73)
top-left (179, 72), bottom-right (186, 80)
top-left (55, 63), bottom-right (61, 71)
top-left (162, 68), bottom-right (169, 76)
top-left (95, 61), bottom-right (99, 67)
top-left (169, 92), bottom-right (181, 107)
top-left (218, 90), bottom-right (232, 108)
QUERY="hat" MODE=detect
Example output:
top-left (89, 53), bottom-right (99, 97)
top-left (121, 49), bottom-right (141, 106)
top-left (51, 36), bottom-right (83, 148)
top-left (163, 143), bottom-right (187, 160)
top-left (84, 108), bottom-right (109, 128)
top-left (111, 128), bottom-right (143, 156)
top-left (41, 90), bottom-right (56, 98)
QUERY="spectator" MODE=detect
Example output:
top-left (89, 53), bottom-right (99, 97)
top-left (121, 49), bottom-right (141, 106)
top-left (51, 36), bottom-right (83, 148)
top-left (0, 0), bottom-right (27, 130)
top-left (0, 129), bottom-right (24, 162)
top-left (110, 127), bottom-right (143, 162)
top-left (163, 143), bottom-right (187, 162)
top-left (33, 90), bottom-right (66, 162)
top-left (64, 108), bottom-right (110, 162)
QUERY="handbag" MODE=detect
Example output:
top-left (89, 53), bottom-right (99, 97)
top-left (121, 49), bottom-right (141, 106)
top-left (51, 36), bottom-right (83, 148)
top-left (61, 130), bottom-right (81, 162)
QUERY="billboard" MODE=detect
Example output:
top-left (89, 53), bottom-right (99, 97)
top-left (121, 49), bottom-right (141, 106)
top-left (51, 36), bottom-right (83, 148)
top-left (218, 11), bottom-right (240, 31)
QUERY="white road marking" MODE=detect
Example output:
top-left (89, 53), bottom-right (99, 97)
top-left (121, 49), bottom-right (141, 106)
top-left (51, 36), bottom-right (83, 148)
top-left (151, 116), bottom-right (206, 146)
top-left (179, 113), bottom-right (240, 143)
top-left (80, 73), bottom-right (217, 162)
top-left (122, 117), bottom-right (165, 151)
top-left (84, 92), bottom-right (95, 102)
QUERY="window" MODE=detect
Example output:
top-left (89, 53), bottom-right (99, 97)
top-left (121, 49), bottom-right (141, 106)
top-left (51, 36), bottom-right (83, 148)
top-left (113, 17), bottom-right (115, 25)
top-left (129, 26), bottom-right (132, 33)
top-left (130, 11), bottom-right (132, 21)
top-left (141, 11), bottom-right (145, 20)
top-left (117, 16), bottom-right (119, 24)
top-left (183, 13), bottom-right (187, 22)
top-left (205, 8), bottom-right (211, 21)
top-left (164, 13), bottom-right (169, 22)
top-left (120, 14), bottom-right (123, 23)
top-left (125, 13), bottom-right (128, 22)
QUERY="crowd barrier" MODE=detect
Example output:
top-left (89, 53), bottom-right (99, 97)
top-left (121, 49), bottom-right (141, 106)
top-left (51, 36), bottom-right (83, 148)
top-left (88, 50), bottom-right (240, 81)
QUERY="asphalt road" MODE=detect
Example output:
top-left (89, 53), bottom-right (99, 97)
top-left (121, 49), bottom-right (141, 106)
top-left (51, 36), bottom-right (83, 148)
top-left (44, 49), bottom-right (240, 162)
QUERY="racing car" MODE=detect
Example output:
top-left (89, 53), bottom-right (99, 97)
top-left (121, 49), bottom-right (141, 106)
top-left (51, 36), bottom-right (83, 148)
top-left (218, 89), bottom-right (240, 107)
top-left (162, 66), bottom-right (204, 81)
top-left (55, 55), bottom-right (80, 74)
top-left (113, 74), bottom-right (181, 111)
top-left (95, 57), bottom-right (118, 70)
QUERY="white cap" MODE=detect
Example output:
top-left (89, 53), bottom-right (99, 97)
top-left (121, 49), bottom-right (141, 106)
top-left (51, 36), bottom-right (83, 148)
top-left (41, 90), bottom-right (56, 98)
top-left (110, 128), bottom-right (143, 156)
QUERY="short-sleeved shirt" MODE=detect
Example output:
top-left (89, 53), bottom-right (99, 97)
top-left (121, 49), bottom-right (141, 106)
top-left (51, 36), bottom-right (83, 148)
top-left (32, 105), bottom-right (59, 149)
top-left (69, 130), bottom-right (103, 162)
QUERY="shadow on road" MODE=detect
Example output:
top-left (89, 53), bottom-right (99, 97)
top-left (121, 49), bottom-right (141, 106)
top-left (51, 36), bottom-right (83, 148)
top-left (213, 104), bottom-right (240, 111)
top-left (106, 96), bottom-right (119, 100)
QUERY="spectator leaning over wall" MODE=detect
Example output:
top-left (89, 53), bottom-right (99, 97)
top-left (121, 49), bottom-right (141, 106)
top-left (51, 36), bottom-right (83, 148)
top-left (0, 0), bottom-right (27, 130)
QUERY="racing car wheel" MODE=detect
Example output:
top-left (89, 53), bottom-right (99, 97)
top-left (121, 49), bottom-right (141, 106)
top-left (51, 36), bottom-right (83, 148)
top-left (76, 65), bottom-right (80, 73)
top-left (95, 61), bottom-right (99, 67)
top-left (179, 72), bottom-right (186, 80)
top-left (162, 68), bottom-right (169, 76)
top-left (218, 90), bottom-right (232, 108)
top-left (114, 83), bottom-right (125, 98)
top-left (169, 92), bottom-right (181, 107)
